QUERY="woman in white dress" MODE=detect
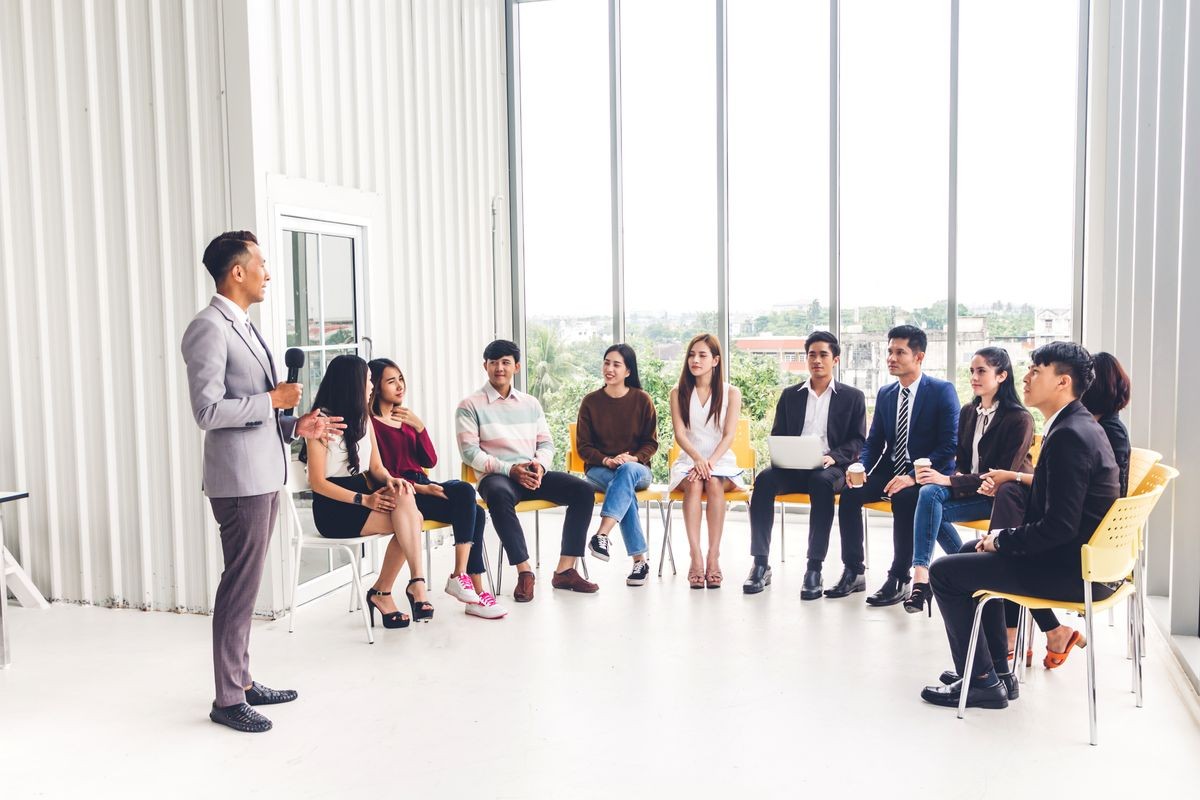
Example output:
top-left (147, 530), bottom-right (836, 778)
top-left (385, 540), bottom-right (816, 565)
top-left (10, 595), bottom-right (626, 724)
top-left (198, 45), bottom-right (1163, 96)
top-left (668, 333), bottom-right (743, 588)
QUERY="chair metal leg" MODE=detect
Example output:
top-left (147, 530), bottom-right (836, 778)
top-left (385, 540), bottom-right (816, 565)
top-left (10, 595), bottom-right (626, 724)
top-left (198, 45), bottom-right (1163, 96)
top-left (1025, 610), bottom-right (1034, 671)
top-left (481, 539), bottom-right (496, 597)
top-left (658, 501), bottom-right (670, 577)
top-left (1084, 582), bottom-right (1098, 745)
top-left (349, 550), bottom-right (374, 644)
top-left (496, 543), bottom-right (506, 594)
top-left (535, 511), bottom-right (541, 569)
top-left (288, 533), bottom-right (304, 634)
top-left (1013, 606), bottom-right (1027, 684)
top-left (862, 508), bottom-right (871, 569)
top-left (780, 502), bottom-right (786, 562)
top-left (580, 555), bottom-right (590, 580)
top-left (665, 505), bottom-right (676, 574)
top-left (1133, 594), bottom-right (1144, 708)
top-left (425, 533), bottom-right (433, 591)
top-left (957, 596), bottom-right (994, 719)
top-left (348, 547), bottom-right (360, 612)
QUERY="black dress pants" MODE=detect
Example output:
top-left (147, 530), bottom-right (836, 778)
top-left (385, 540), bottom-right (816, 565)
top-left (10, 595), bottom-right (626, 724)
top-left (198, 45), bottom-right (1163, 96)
top-left (413, 480), bottom-right (487, 575)
top-left (836, 467), bottom-right (921, 580)
top-left (748, 466), bottom-right (845, 570)
top-left (930, 551), bottom-right (1114, 680)
top-left (477, 470), bottom-right (596, 565)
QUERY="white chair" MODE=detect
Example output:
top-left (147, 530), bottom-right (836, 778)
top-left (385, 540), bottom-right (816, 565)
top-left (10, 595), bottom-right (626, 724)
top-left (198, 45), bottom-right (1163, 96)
top-left (283, 465), bottom-right (389, 644)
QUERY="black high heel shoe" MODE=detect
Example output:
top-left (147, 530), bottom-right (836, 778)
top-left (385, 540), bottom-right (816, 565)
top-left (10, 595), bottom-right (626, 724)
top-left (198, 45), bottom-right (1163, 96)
top-left (903, 581), bottom-right (933, 616)
top-left (405, 578), bottom-right (435, 622)
top-left (365, 587), bottom-right (410, 629)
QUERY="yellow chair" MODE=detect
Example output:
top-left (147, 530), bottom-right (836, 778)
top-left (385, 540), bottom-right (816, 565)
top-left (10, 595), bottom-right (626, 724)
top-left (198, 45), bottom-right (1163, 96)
top-left (460, 463), bottom-right (581, 592)
top-left (1127, 462), bottom-right (1179, 655)
top-left (957, 484), bottom-right (1169, 744)
top-left (657, 418), bottom-right (755, 578)
top-left (566, 422), bottom-right (664, 558)
top-left (1127, 448), bottom-right (1163, 496)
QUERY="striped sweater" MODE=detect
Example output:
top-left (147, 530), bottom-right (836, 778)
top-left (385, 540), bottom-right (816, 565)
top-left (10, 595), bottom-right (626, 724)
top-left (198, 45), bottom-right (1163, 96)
top-left (455, 383), bottom-right (554, 476)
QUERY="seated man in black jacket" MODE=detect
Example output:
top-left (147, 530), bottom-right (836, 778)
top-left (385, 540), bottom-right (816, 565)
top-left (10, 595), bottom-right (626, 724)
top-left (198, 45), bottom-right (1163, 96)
top-left (743, 332), bottom-right (866, 596)
top-left (922, 342), bottom-right (1120, 709)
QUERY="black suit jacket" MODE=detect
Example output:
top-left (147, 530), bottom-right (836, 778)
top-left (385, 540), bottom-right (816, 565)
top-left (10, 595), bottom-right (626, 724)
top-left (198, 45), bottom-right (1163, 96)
top-left (948, 403), bottom-right (1035, 499)
top-left (769, 380), bottom-right (867, 470)
top-left (995, 400), bottom-right (1120, 572)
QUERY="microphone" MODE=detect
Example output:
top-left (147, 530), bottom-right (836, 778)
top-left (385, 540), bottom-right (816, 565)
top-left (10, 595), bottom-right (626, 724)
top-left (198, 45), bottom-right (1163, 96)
top-left (284, 348), bottom-right (305, 416)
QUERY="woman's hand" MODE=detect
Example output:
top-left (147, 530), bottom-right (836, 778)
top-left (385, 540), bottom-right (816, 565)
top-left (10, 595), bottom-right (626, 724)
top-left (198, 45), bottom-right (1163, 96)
top-left (364, 490), bottom-right (396, 513)
top-left (978, 469), bottom-right (1017, 496)
top-left (413, 482), bottom-right (448, 499)
top-left (916, 466), bottom-right (951, 487)
top-left (386, 476), bottom-right (414, 496)
top-left (391, 407), bottom-right (425, 432)
top-left (689, 459), bottom-right (713, 482)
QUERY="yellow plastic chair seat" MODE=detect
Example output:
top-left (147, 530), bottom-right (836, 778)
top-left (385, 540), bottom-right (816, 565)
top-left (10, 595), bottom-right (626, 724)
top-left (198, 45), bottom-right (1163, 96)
top-left (776, 493), bottom-right (812, 505)
top-left (421, 518), bottom-right (451, 532)
top-left (973, 582), bottom-right (1135, 615)
top-left (591, 488), bottom-right (663, 505)
top-left (668, 487), bottom-right (750, 504)
top-left (864, 500), bottom-right (893, 513)
top-left (959, 519), bottom-right (991, 532)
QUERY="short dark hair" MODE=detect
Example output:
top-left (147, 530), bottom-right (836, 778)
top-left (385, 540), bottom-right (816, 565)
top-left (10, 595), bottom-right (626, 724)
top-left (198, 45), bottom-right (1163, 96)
top-left (1080, 352), bottom-right (1130, 416)
top-left (1030, 341), bottom-right (1094, 398)
top-left (887, 324), bottom-right (927, 354)
top-left (202, 230), bottom-right (259, 285)
top-left (483, 339), bottom-right (521, 363)
top-left (804, 330), bottom-right (840, 358)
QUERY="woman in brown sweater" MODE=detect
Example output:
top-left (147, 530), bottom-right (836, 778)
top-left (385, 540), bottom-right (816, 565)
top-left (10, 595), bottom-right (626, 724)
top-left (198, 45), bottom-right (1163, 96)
top-left (577, 344), bottom-right (659, 587)
top-left (905, 347), bottom-right (1034, 615)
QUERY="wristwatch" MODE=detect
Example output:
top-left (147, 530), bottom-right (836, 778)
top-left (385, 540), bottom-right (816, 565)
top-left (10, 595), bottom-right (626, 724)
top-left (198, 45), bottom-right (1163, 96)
top-left (353, 492), bottom-right (363, 506)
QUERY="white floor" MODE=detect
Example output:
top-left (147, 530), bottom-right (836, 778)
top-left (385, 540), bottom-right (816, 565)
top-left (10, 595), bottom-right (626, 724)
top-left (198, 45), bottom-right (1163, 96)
top-left (4, 511), bottom-right (1200, 798)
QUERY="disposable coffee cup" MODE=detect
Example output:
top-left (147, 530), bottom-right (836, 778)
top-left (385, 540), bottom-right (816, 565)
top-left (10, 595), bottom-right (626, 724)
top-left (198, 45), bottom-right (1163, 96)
top-left (913, 457), bottom-right (932, 476)
top-left (847, 463), bottom-right (866, 487)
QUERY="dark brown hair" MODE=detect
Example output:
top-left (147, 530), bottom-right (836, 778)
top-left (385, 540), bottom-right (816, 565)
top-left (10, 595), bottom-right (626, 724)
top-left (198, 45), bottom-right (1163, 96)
top-left (367, 358), bottom-right (405, 417)
top-left (676, 333), bottom-right (724, 430)
top-left (1080, 352), bottom-right (1131, 417)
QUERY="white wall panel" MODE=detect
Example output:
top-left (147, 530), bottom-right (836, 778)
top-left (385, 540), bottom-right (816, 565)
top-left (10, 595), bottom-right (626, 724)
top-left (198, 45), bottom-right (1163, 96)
top-left (0, 0), bottom-right (510, 616)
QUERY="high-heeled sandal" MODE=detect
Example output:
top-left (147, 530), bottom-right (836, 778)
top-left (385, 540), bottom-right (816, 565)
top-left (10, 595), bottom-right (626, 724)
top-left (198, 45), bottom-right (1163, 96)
top-left (705, 570), bottom-right (723, 589)
top-left (1043, 629), bottom-right (1086, 669)
top-left (903, 582), bottom-right (933, 616)
top-left (365, 588), bottom-right (410, 629)
top-left (688, 567), bottom-right (705, 590)
top-left (405, 578), bottom-right (435, 622)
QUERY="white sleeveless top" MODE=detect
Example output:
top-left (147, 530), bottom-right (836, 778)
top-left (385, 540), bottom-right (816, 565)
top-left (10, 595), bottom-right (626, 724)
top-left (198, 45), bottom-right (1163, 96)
top-left (669, 383), bottom-right (743, 491)
top-left (324, 432), bottom-right (373, 478)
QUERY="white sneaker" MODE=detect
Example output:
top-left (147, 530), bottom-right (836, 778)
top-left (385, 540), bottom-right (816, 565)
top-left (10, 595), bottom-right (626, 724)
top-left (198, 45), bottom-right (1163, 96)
top-left (465, 591), bottom-right (508, 620)
top-left (445, 574), bottom-right (482, 604)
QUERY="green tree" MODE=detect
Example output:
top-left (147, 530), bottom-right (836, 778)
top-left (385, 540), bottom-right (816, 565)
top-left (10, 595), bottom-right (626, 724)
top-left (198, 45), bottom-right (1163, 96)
top-left (526, 324), bottom-right (584, 405)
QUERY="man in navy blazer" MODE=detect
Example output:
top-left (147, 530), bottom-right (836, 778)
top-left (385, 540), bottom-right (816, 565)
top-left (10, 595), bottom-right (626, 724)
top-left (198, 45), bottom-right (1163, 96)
top-left (836, 325), bottom-right (960, 606)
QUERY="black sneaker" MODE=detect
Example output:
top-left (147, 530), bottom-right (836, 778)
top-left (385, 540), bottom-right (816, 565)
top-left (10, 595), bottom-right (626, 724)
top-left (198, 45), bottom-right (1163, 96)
top-left (626, 560), bottom-right (650, 586)
top-left (210, 702), bottom-right (273, 733)
top-left (589, 533), bottom-right (611, 562)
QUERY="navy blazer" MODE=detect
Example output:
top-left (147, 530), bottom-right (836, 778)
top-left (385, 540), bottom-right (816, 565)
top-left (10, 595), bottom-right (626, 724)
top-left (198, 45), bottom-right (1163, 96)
top-left (860, 374), bottom-right (959, 477)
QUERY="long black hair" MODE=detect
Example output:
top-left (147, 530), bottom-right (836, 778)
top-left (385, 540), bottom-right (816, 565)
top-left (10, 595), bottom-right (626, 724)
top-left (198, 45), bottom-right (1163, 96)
top-left (604, 343), bottom-right (642, 390)
top-left (367, 357), bottom-right (404, 417)
top-left (973, 347), bottom-right (1024, 413)
top-left (301, 354), bottom-right (370, 474)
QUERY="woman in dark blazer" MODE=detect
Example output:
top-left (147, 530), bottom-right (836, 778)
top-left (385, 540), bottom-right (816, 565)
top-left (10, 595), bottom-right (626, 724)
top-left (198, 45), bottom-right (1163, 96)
top-left (1081, 352), bottom-right (1132, 494)
top-left (905, 347), bottom-right (1034, 615)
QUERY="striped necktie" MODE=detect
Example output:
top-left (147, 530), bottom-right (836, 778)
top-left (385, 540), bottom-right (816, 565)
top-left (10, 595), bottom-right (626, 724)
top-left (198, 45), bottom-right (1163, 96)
top-left (893, 386), bottom-right (911, 476)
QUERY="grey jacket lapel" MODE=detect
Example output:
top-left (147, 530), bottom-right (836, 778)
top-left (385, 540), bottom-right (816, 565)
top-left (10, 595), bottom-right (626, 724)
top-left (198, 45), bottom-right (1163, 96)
top-left (210, 297), bottom-right (274, 384)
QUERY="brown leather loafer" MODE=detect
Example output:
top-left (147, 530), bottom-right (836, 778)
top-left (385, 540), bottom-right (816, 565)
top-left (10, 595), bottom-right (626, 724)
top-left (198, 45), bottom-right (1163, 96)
top-left (514, 570), bottom-right (536, 603)
top-left (551, 567), bottom-right (598, 593)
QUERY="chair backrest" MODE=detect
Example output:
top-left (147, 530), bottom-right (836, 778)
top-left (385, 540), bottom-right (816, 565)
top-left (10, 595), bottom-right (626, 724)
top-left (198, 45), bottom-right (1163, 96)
top-left (1133, 462), bottom-right (1179, 496)
top-left (1081, 486), bottom-right (1165, 582)
top-left (286, 462), bottom-right (310, 494)
top-left (1029, 433), bottom-right (1043, 467)
top-left (567, 422), bottom-right (585, 474)
top-left (667, 417), bottom-right (755, 471)
top-left (1127, 447), bottom-right (1163, 496)
top-left (461, 464), bottom-right (480, 484)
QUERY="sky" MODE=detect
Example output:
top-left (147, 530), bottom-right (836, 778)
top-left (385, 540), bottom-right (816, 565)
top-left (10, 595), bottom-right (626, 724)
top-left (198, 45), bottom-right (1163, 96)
top-left (516, 0), bottom-right (1081, 319)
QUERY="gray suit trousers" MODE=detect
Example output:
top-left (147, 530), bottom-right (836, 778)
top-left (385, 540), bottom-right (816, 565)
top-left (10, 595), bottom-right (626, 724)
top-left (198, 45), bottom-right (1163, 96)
top-left (209, 491), bottom-right (279, 707)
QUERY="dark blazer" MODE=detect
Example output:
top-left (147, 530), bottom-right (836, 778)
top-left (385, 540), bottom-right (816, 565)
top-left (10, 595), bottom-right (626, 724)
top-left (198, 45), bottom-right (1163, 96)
top-left (861, 374), bottom-right (959, 477)
top-left (769, 380), bottom-right (867, 470)
top-left (948, 403), bottom-right (1035, 498)
top-left (1097, 412), bottom-right (1131, 495)
top-left (995, 400), bottom-right (1120, 571)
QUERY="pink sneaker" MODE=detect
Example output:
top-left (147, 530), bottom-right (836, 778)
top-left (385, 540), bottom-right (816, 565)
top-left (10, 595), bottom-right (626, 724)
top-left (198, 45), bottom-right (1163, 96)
top-left (465, 591), bottom-right (507, 620)
top-left (445, 574), bottom-right (482, 604)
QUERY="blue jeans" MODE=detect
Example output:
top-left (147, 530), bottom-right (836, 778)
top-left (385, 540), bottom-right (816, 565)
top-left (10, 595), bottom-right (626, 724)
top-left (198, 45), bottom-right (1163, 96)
top-left (911, 484), bottom-right (994, 569)
top-left (585, 462), bottom-right (653, 558)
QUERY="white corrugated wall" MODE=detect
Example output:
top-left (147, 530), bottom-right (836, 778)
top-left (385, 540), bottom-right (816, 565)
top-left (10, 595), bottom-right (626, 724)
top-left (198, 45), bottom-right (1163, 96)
top-left (0, 0), bottom-right (510, 615)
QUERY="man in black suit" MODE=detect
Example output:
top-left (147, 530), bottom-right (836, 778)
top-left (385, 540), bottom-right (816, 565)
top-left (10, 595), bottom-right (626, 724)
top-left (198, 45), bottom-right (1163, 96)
top-left (922, 342), bottom-right (1120, 710)
top-left (743, 332), bottom-right (866, 596)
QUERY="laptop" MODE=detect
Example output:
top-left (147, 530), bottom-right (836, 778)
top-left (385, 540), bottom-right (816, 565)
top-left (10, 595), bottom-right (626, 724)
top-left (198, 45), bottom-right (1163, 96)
top-left (768, 435), bottom-right (826, 470)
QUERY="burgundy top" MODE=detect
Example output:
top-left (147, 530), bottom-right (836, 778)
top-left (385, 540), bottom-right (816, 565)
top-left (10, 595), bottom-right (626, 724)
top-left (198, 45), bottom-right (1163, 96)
top-left (371, 417), bottom-right (437, 482)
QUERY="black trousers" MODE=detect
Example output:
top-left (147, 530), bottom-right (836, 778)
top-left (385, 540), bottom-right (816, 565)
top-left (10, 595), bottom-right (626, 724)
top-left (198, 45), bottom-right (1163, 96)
top-left (952, 541), bottom-right (1061, 633)
top-left (477, 470), bottom-right (595, 565)
top-left (930, 551), bottom-right (1114, 680)
top-left (414, 480), bottom-right (486, 575)
top-left (836, 466), bottom-right (921, 579)
top-left (977, 481), bottom-right (1063, 632)
top-left (748, 466), bottom-right (846, 570)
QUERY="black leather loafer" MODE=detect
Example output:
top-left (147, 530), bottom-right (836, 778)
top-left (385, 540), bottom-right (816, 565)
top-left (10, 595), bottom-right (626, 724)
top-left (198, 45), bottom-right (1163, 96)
top-left (800, 569), bottom-right (823, 600)
top-left (866, 575), bottom-right (912, 606)
top-left (938, 670), bottom-right (1019, 699)
top-left (210, 702), bottom-right (273, 733)
top-left (743, 564), bottom-right (772, 594)
top-left (920, 679), bottom-right (1009, 709)
top-left (823, 568), bottom-right (866, 598)
top-left (245, 681), bottom-right (299, 706)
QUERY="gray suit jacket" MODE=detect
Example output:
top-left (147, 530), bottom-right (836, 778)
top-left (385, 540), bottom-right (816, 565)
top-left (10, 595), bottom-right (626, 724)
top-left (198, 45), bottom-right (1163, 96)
top-left (181, 297), bottom-right (298, 498)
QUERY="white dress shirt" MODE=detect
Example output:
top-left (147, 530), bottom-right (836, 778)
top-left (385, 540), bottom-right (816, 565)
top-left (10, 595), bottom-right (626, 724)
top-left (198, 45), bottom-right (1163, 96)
top-left (212, 293), bottom-right (268, 364)
top-left (895, 373), bottom-right (922, 462)
top-left (800, 380), bottom-right (837, 454)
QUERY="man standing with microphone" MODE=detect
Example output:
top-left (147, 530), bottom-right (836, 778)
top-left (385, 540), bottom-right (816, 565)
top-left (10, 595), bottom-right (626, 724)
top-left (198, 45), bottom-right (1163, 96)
top-left (182, 230), bottom-right (344, 733)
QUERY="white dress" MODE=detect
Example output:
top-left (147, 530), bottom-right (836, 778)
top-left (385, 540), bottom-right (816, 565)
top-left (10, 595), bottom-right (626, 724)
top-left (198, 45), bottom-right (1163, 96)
top-left (668, 383), bottom-right (743, 491)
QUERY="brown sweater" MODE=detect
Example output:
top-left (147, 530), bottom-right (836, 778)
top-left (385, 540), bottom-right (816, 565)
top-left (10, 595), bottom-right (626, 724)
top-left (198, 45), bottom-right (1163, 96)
top-left (576, 388), bottom-right (659, 468)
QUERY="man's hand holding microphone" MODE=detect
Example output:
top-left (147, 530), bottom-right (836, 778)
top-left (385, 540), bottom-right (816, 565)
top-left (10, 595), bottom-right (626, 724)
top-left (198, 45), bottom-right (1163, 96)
top-left (273, 348), bottom-right (345, 444)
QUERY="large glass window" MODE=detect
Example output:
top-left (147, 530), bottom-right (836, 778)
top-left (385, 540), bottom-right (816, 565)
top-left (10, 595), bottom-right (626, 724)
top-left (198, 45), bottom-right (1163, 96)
top-left (515, 0), bottom-right (612, 470)
top-left (957, 0), bottom-right (1081, 423)
top-left (840, 0), bottom-right (951, 419)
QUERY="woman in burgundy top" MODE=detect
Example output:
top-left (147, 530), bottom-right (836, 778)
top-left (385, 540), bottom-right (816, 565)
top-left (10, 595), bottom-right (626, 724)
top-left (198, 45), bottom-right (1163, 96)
top-left (368, 359), bottom-right (505, 620)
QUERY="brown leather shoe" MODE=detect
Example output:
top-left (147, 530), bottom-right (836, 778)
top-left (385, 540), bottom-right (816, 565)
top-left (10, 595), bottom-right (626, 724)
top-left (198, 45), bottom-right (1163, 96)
top-left (513, 570), bottom-right (536, 603)
top-left (551, 567), bottom-right (599, 593)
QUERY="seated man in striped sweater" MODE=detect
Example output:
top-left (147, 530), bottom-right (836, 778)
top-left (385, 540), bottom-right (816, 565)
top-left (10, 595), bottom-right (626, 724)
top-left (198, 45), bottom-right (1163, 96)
top-left (456, 339), bottom-right (599, 602)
